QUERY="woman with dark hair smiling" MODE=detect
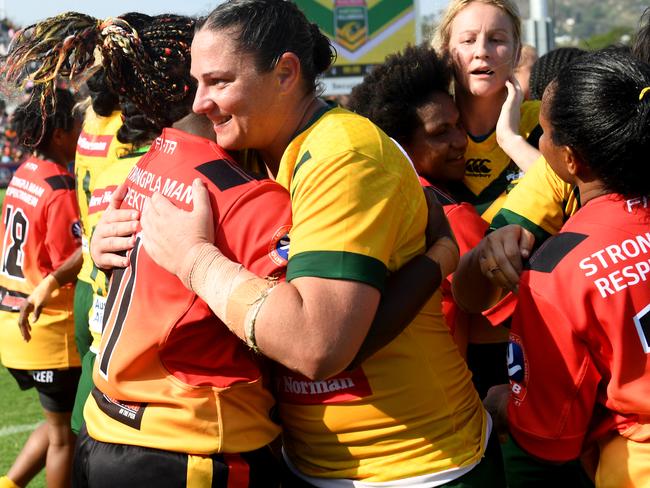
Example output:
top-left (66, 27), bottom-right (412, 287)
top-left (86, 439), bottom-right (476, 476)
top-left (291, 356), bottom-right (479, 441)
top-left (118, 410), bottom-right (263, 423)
top-left (92, 1), bottom-right (498, 486)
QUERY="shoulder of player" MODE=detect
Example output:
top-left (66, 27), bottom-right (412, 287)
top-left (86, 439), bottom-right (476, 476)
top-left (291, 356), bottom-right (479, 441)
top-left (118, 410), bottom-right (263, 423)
top-left (19, 159), bottom-right (75, 192)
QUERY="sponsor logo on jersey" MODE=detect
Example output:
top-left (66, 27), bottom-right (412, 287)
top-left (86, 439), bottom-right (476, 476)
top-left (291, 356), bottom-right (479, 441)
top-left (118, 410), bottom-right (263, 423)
top-left (91, 387), bottom-right (146, 430)
top-left (277, 367), bottom-right (372, 405)
top-left (508, 333), bottom-right (528, 405)
top-left (465, 158), bottom-right (491, 177)
top-left (88, 187), bottom-right (116, 215)
top-left (268, 225), bottom-right (291, 266)
top-left (76, 132), bottom-right (113, 157)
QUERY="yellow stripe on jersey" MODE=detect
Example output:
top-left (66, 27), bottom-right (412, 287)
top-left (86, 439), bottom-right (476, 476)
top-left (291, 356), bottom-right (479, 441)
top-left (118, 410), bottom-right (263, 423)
top-left (76, 108), bottom-right (132, 285)
top-left (451, 100), bottom-right (541, 223)
top-left (275, 106), bottom-right (487, 482)
top-left (491, 155), bottom-right (580, 244)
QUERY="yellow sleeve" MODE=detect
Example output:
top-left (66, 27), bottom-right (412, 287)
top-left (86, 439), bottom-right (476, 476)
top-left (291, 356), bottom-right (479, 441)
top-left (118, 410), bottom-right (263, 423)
top-left (286, 149), bottom-right (420, 291)
top-left (490, 156), bottom-right (579, 244)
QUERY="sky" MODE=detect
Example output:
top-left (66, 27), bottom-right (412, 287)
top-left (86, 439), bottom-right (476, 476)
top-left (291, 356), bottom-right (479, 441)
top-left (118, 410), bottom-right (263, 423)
top-left (3, 0), bottom-right (443, 27)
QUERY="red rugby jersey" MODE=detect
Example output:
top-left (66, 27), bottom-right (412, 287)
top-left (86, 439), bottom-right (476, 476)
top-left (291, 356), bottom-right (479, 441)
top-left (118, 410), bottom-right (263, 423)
top-left (507, 194), bottom-right (650, 462)
top-left (419, 178), bottom-right (489, 334)
top-left (0, 156), bottom-right (81, 369)
top-left (86, 128), bottom-right (292, 454)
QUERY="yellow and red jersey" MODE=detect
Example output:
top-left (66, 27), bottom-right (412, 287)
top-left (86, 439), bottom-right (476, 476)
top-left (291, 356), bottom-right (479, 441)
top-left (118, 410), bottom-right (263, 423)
top-left (0, 157), bottom-right (81, 369)
top-left (85, 129), bottom-right (292, 455)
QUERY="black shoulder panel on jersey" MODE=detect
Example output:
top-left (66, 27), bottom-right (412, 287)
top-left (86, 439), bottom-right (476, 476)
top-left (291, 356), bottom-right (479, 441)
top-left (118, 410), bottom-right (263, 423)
top-left (195, 159), bottom-right (252, 192)
top-left (45, 174), bottom-right (75, 191)
top-left (525, 231), bottom-right (588, 273)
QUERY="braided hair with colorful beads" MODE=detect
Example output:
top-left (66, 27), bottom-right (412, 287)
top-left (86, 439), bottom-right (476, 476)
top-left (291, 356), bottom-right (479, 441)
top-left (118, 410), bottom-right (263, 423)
top-left (1, 11), bottom-right (195, 147)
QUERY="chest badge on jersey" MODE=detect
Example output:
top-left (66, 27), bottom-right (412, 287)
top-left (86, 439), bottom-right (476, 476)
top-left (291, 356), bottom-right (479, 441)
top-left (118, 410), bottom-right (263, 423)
top-left (465, 158), bottom-right (492, 178)
top-left (508, 333), bottom-right (529, 405)
top-left (269, 225), bottom-right (291, 266)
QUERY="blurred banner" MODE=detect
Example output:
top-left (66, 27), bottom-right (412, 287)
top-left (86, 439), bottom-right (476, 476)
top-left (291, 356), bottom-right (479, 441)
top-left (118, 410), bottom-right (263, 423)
top-left (295, 0), bottom-right (417, 95)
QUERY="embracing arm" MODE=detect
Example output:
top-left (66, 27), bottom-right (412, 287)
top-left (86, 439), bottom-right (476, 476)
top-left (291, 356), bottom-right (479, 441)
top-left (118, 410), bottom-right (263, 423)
top-left (348, 192), bottom-right (459, 369)
top-left (496, 78), bottom-right (542, 172)
top-left (142, 179), bottom-right (457, 379)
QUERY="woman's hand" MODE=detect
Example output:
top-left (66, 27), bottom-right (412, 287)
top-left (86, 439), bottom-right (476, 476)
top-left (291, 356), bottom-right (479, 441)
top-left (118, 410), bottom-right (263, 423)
top-left (17, 274), bottom-right (59, 342)
top-left (90, 183), bottom-right (139, 269)
top-left (478, 225), bottom-right (535, 293)
top-left (496, 76), bottom-right (524, 148)
top-left (141, 178), bottom-right (215, 283)
top-left (496, 76), bottom-right (541, 172)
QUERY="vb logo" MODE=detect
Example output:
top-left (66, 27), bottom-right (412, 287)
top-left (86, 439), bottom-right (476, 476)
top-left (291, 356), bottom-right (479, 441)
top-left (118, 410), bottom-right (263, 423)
top-left (465, 158), bottom-right (491, 176)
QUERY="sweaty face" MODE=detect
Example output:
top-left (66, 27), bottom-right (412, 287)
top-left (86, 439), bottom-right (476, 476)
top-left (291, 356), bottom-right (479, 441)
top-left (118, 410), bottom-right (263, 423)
top-left (190, 28), bottom-right (284, 152)
top-left (448, 2), bottom-right (518, 98)
top-left (404, 91), bottom-right (467, 183)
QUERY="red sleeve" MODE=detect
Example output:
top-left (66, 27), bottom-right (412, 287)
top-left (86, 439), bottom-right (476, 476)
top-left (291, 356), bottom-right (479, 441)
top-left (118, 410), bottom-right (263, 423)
top-left (44, 190), bottom-right (81, 270)
top-left (507, 280), bottom-right (601, 462)
top-left (216, 180), bottom-right (292, 279)
top-left (444, 202), bottom-right (488, 256)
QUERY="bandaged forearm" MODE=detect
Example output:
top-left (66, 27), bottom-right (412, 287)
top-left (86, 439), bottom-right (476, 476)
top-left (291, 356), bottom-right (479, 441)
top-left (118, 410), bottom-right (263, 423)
top-left (181, 243), bottom-right (276, 349)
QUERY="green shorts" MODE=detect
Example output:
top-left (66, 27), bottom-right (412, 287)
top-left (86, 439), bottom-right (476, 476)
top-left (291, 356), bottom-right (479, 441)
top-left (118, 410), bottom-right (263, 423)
top-left (73, 280), bottom-right (94, 358)
top-left (502, 435), bottom-right (594, 488)
top-left (71, 349), bottom-right (96, 434)
top-left (443, 428), bottom-right (506, 487)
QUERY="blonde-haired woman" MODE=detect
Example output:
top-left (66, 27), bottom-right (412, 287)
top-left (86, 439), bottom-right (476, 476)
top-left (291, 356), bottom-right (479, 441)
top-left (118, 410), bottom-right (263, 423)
top-left (433, 0), bottom-right (543, 401)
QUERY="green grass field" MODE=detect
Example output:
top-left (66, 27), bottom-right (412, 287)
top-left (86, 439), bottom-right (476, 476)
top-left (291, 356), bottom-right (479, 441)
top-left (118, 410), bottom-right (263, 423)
top-left (0, 367), bottom-right (46, 487)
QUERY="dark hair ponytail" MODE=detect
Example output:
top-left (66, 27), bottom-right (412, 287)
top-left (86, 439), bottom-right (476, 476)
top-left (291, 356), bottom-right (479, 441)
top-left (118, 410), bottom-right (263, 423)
top-left (201, 0), bottom-right (336, 93)
top-left (547, 49), bottom-right (650, 198)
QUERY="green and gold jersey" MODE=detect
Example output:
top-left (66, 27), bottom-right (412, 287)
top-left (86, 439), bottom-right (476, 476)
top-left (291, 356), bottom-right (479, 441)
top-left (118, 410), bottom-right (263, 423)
top-left (275, 106), bottom-right (487, 483)
top-left (75, 108), bottom-right (132, 286)
top-left (490, 155), bottom-right (580, 246)
top-left (449, 100), bottom-right (542, 223)
top-left (85, 149), bottom-right (146, 352)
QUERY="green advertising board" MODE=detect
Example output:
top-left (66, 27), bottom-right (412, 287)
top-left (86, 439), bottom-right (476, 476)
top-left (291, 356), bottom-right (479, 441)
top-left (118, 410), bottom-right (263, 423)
top-left (295, 0), bottom-right (418, 94)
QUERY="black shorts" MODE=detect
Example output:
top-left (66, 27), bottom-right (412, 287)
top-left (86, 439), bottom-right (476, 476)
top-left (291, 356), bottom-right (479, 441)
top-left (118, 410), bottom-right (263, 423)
top-left (73, 425), bottom-right (282, 488)
top-left (8, 367), bottom-right (81, 413)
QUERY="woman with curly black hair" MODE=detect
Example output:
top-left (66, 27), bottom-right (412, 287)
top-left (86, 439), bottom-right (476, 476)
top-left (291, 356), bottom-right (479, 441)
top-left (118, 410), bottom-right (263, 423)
top-left (0, 86), bottom-right (82, 488)
top-left (348, 45), bottom-right (495, 368)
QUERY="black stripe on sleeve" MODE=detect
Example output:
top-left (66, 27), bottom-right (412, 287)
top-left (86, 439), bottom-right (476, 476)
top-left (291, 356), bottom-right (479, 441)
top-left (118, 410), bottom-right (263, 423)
top-left (45, 175), bottom-right (75, 191)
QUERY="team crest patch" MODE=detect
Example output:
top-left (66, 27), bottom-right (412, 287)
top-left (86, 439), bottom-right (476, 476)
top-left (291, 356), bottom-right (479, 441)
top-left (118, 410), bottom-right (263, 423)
top-left (268, 225), bottom-right (291, 266)
top-left (508, 333), bottom-right (528, 405)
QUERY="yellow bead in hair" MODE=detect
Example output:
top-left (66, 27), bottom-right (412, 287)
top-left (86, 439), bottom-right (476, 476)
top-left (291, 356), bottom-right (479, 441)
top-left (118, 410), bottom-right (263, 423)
top-left (640, 87), bottom-right (650, 101)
